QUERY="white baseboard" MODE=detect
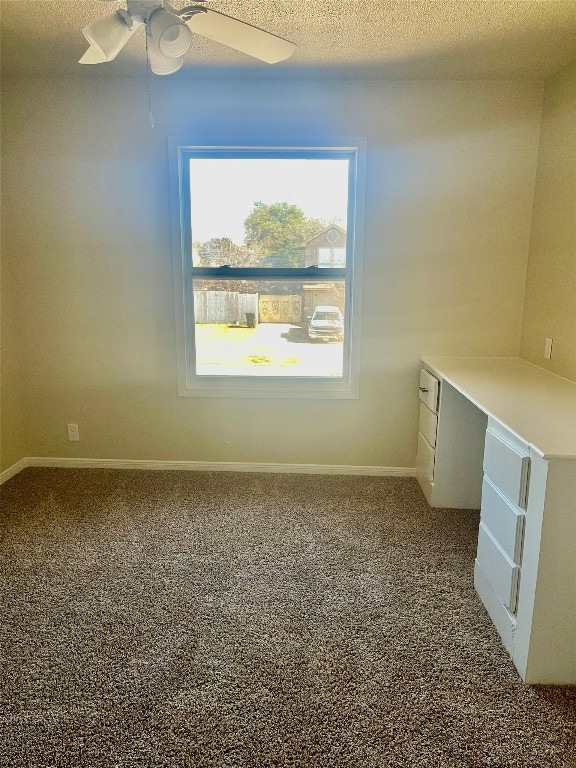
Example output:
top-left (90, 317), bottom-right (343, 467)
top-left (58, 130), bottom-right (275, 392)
top-left (0, 458), bottom-right (30, 486)
top-left (1, 457), bottom-right (416, 485)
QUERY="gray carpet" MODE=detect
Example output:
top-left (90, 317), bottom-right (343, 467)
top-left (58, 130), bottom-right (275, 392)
top-left (1, 468), bottom-right (575, 768)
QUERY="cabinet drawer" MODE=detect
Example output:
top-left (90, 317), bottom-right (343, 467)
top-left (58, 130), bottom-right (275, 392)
top-left (476, 522), bottom-right (520, 613)
top-left (419, 369), bottom-right (440, 414)
top-left (416, 431), bottom-right (435, 484)
top-left (483, 428), bottom-right (530, 509)
top-left (480, 477), bottom-right (525, 564)
top-left (419, 402), bottom-right (438, 448)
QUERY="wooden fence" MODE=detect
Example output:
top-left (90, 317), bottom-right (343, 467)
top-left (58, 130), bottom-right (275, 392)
top-left (193, 291), bottom-right (259, 324)
top-left (259, 295), bottom-right (302, 323)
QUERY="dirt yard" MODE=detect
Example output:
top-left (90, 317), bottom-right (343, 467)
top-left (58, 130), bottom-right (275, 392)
top-left (194, 323), bottom-right (343, 377)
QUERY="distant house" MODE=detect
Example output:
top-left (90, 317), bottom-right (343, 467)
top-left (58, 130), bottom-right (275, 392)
top-left (303, 225), bottom-right (347, 268)
top-left (300, 225), bottom-right (347, 319)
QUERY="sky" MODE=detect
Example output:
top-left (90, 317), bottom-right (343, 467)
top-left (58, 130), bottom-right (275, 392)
top-left (189, 157), bottom-right (349, 244)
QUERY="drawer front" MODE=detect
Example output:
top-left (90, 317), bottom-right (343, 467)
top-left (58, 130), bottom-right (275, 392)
top-left (480, 477), bottom-right (525, 564)
top-left (419, 401), bottom-right (438, 448)
top-left (419, 369), bottom-right (440, 414)
top-left (476, 522), bottom-right (520, 613)
top-left (416, 431), bottom-right (435, 484)
top-left (483, 429), bottom-right (530, 509)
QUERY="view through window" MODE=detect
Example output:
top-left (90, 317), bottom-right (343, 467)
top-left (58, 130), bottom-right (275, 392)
top-left (174, 145), bottom-right (362, 395)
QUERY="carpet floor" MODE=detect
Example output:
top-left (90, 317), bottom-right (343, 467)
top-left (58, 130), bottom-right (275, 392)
top-left (0, 468), bottom-right (575, 767)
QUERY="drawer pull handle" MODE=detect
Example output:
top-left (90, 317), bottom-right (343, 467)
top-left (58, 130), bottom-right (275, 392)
top-left (419, 387), bottom-right (429, 393)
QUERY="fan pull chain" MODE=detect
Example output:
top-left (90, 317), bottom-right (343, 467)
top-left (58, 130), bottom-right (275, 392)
top-left (145, 32), bottom-right (155, 129)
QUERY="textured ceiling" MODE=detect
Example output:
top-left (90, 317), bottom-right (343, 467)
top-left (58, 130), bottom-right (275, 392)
top-left (2, 0), bottom-right (576, 79)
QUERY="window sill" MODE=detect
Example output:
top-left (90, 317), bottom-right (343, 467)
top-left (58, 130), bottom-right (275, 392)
top-left (178, 377), bottom-right (359, 399)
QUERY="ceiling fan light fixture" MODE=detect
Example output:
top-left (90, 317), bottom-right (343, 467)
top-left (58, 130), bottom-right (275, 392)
top-left (82, 10), bottom-right (138, 62)
top-left (147, 34), bottom-right (184, 76)
top-left (79, 46), bottom-right (108, 65)
top-left (149, 8), bottom-right (192, 59)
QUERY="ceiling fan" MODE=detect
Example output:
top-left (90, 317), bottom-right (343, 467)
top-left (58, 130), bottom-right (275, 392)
top-left (80, 0), bottom-right (297, 75)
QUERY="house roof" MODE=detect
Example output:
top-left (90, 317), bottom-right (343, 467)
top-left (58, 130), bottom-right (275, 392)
top-left (1, 1), bottom-right (576, 80)
top-left (303, 225), bottom-right (347, 246)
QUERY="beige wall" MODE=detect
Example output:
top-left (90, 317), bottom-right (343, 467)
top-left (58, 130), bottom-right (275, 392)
top-left (520, 62), bottom-right (576, 380)
top-left (0, 260), bottom-right (27, 471)
top-left (1, 75), bottom-right (542, 471)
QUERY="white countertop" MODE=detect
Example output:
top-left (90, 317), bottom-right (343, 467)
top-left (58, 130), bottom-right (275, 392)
top-left (421, 356), bottom-right (576, 459)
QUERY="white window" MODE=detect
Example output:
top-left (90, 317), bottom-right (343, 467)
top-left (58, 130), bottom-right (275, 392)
top-left (170, 139), bottom-right (365, 398)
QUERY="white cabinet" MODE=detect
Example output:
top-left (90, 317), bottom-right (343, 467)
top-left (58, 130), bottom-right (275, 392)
top-left (480, 477), bottom-right (524, 563)
top-left (416, 356), bottom-right (576, 684)
top-left (475, 422), bottom-right (529, 627)
top-left (419, 402), bottom-right (438, 448)
top-left (416, 367), bottom-right (487, 509)
top-left (416, 369), bottom-right (440, 487)
top-left (418, 369), bottom-right (439, 412)
top-left (477, 523), bottom-right (520, 613)
top-left (416, 431), bottom-right (435, 483)
top-left (483, 428), bottom-right (530, 509)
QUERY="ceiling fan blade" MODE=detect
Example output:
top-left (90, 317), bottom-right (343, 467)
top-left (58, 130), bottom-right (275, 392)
top-left (79, 46), bottom-right (108, 65)
top-left (186, 9), bottom-right (296, 64)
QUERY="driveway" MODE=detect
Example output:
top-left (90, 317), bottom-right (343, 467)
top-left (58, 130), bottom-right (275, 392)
top-left (195, 323), bottom-right (343, 377)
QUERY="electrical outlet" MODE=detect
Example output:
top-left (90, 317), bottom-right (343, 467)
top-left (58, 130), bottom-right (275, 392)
top-left (67, 423), bottom-right (80, 441)
top-left (544, 337), bottom-right (553, 360)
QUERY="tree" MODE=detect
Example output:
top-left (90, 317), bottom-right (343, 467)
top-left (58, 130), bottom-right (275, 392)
top-left (192, 237), bottom-right (249, 292)
top-left (194, 237), bottom-right (243, 267)
top-left (243, 202), bottom-right (324, 267)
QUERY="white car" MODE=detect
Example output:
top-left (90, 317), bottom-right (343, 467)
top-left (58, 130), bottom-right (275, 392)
top-left (307, 306), bottom-right (344, 342)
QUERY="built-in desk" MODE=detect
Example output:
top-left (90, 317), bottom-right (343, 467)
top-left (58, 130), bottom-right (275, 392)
top-left (416, 356), bottom-right (576, 684)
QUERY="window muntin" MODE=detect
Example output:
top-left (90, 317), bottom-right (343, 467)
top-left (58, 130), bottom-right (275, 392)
top-left (172, 141), bottom-right (364, 398)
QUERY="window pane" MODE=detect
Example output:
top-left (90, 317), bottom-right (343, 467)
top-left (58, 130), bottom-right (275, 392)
top-left (193, 279), bottom-right (346, 377)
top-left (189, 157), bottom-right (349, 269)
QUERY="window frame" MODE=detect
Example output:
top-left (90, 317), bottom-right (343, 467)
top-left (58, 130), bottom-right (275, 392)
top-left (169, 138), bottom-right (366, 399)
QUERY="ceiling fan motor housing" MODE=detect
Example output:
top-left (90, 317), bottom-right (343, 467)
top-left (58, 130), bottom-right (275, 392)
top-left (126, 0), bottom-right (170, 24)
